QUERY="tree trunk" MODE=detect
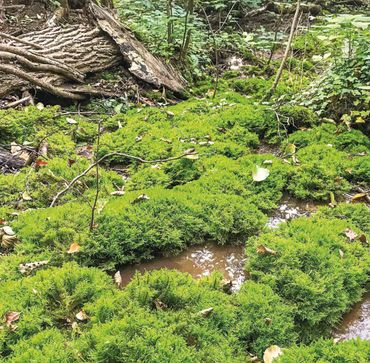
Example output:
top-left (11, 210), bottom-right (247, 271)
top-left (0, 2), bottom-right (185, 102)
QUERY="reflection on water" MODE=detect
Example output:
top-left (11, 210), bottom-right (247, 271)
top-left (267, 195), bottom-right (320, 229)
top-left (333, 288), bottom-right (370, 341)
top-left (119, 244), bottom-right (246, 291)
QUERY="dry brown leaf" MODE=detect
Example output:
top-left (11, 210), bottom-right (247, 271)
top-left (344, 228), bottom-right (357, 242)
top-left (67, 242), bottom-right (81, 254)
top-left (257, 245), bottom-right (277, 256)
top-left (5, 311), bottom-right (20, 327)
top-left (358, 234), bottom-right (368, 245)
top-left (154, 299), bottom-right (168, 311)
top-left (35, 159), bottom-right (48, 167)
top-left (75, 310), bottom-right (88, 321)
top-left (263, 345), bottom-right (283, 363)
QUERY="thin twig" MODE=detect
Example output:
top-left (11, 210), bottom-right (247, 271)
top-left (264, 0), bottom-right (301, 101)
top-left (89, 120), bottom-right (102, 231)
top-left (50, 151), bottom-right (195, 207)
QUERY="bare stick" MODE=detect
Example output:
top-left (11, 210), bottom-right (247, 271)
top-left (90, 120), bottom-right (102, 231)
top-left (264, 0), bottom-right (301, 100)
top-left (50, 151), bottom-right (195, 207)
top-left (0, 64), bottom-right (85, 100)
top-left (1, 96), bottom-right (31, 109)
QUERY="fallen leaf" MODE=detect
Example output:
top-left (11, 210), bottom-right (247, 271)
top-left (4, 312), bottom-right (20, 327)
top-left (285, 143), bottom-right (296, 155)
top-left (3, 226), bottom-right (15, 236)
top-left (132, 194), bottom-right (150, 204)
top-left (66, 117), bottom-right (77, 124)
top-left (263, 345), bottom-right (283, 363)
top-left (196, 307), bottom-right (213, 318)
top-left (0, 219), bottom-right (7, 225)
top-left (339, 249), bottom-right (344, 258)
top-left (135, 135), bottom-right (143, 142)
top-left (358, 234), bottom-right (368, 245)
top-left (67, 242), bottom-right (81, 254)
top-left (257, 245), bottom-right (277, 256)
top-left (22, 191), bottom-right (32, 201)
top-left (75, 310), bottom-right (88, 321)
top-left (344, 228), bottom-right (357, 242)
top-left (263, 160), bottom-right (273, 165)
top-left (252, 166), bottom-right (270, 182)
top-left (265, 318), bottom-right (273, 325)
top-left (35, 159), bottom-right (48, 167)
top-left (114, 271), bottom-right (122, 287)
top-left (154, 299), bottom-right (168, 310)
top-left (351, 193), bottom-right (368, 203)
top-left (184, 153), bottom-right (199, 160)
top-left (68, 159), bottom-right (76, 167)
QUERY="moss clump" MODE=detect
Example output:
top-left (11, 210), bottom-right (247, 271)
top-left (278, 104), bottom-right (319, 130)
top-left (287, 124), bottom-right (370, 153)
top-left (0, 263), bottom-right (113, 356)
top-left (12, 202), bottom-right (90, 257)
top-left (0, 157), bottom-right (123, 210)
top-left (0, 106), bottom-right (60, 144)
top-left (79, 270), bottom-right (296, 361)
top-left (277, 339), bottom-right (370, 363)
top-left (288, 144), bottom-right (351, 201)
top-left (246, 216), bottom-right (370, 342)
top-left (317, 203), bottom-right (370, 234)
top-left (83, 187), bottom-right (266, 266)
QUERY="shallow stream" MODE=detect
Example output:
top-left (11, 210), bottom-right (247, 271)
top-left (118, 195), bottom-right (369, 341)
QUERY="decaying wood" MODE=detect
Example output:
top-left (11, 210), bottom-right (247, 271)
top-left (89, 3), bottom-right (186, 93)
top-left (0, 2), bottom-right (185, 102)
top-left (0, 147), bottom-right (27, 170)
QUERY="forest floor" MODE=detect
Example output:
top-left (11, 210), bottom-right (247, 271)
top-left (0, 3), bottom-right (369, 363)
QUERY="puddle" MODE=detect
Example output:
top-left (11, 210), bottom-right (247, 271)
top-left (333, 287), bottom-right (370, 341)
top-left (267, 194), bottom-right (320, 229)
top-left (119, 244), bottom-right (246, 291)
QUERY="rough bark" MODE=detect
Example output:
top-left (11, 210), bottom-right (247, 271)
top-left (0, 2), bottom-right (185, 102)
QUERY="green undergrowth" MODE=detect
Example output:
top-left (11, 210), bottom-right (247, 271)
top-left (0, 265), bottom-right (297, 361)
top-left (246, 207), bottom-right (370, 342)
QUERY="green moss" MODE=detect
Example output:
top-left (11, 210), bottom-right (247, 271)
top-left (0, 157), bottom-right (123, 210)
top-left (288, 144), bottom-right (351, 201)
top-left (83, 187), bottom-right (266, 266)
top-left (246, 217), bottom-right (370, 342)
top-left (277, 339), bottom-right (370, 363)
top-left (317, 203), bottom-right (370, 234)
top-left (287, 124), bottom-right (370, 153)
top-left (0, 263), bottom-right (113, 356)
top-left (278, 104), bottom-right (319, 129)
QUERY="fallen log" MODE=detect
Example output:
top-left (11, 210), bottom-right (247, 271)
top-left (0, 1), bottom-right (185, 103)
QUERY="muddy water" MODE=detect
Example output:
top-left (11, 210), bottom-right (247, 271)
top-left (266, 194), bottom-right (320, 229)
top-left (333, 287), bottom-right (370, 341)
top-left (119, 244), bottom-right (246, 291)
